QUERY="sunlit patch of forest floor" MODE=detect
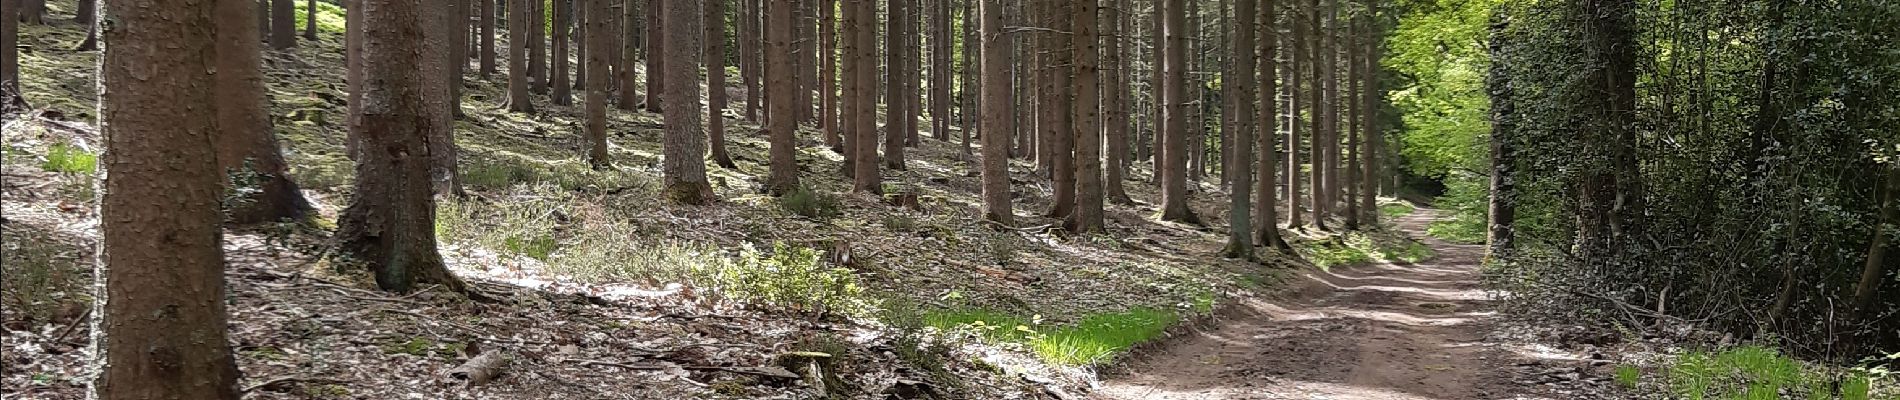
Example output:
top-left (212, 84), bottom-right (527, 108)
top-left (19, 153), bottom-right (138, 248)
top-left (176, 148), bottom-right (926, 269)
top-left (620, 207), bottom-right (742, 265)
top-left (0, 17), bottom-right (1448, 399)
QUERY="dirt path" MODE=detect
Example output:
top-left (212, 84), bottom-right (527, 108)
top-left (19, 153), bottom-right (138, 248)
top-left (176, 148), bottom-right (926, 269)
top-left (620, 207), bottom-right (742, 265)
top-left (1096, 210), bottom-right (1538, 400)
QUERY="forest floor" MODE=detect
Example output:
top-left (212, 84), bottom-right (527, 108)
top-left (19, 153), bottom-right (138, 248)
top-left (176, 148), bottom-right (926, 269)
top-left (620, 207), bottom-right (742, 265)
top-left (1095, 210), bottom-right (1619, 400)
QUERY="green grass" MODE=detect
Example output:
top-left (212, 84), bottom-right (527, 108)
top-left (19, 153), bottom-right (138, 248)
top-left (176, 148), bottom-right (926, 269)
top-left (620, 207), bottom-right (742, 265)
top-left (39, 143), bottom-right (96, 175)
top-left (924, 308), bottom-right (1180, 366)
top-left (1378, 201), bottom-right (1416, 219)
top-left (293, 1), bottom-right (348, 35)
top-left (1658, 345), bottom-right (1876, 400)
top-left (1296, 232), bottom-right (1435, 270)
top-left (1426, 217), bottom-right (1487, 244)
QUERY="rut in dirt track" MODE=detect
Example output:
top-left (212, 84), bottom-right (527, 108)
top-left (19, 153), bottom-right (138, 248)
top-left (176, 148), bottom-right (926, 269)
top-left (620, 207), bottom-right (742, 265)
top-left (1096, 210), bottom-right (1544, 400)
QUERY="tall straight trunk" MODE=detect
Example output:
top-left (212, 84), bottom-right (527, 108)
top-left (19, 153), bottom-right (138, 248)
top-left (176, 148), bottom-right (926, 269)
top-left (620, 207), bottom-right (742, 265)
top-left (1185, 0), bottom-right (1203, 184)
top-left (482, 0), bottom-right (498, 77)
top-left (1306, 0), bottom-right (1327, 230)
top-left (1104, 0), bottom-right (1134, 204)
top-left (218, 0), bottom-right (315, 223)
top-left (645, 0), bottom-right (666, 111)
top-left (271, 0), bottom-right (296, 49)
top-left (553, 0), bottom-right (573, 105)
top-left (797, 0), bottom-right (817, 124)
top-left (1255, 0), bottom-right (1288, 249)
top-left (430, 0), bottom-right (464, 194)
top-left (449, 0), bottom-right (471, 119)
top-left (1218, 0), bottom-right (1233, 188)
top-left (619, 0), bottom-right (642, 110)
top-left (1067, 0), bottom-right (1103, 233)
top-left (960, 0), bottom-right (979, 156)
top-left (851, 0), bottom-right (881, 193)
top-left (345, 0), bottom-right (363, 157)
top-left (574, 1), bottom-right (587, 87)
top-left (94, 0), bottom-right (240, 397)
top-left (930, 0), bottom-right (951, 141)
top-left (1343, 13), bottom-right (1360, 229)
top-left (1359, 0), bottom-right (1377, 225)
top-left (766, 0), bottom-right (801, 194)
top-left (303, 0), bottom-right (317, 39)
top-left (507, 0), bottom-right (537, 112)
top-left (529, 0), bottom-right (548, 94)
top-left (883, 0), bottom-right (908, 170)
top-left (1033, 0), bottom-right (1053, 176)
top-left (338, 0), bottom-right (470, 294)
top-left (585, 0), bottom-right (612, 168)
top-left (821, 0), bottom-right (842, 150)
top-left (1150, 0), bottom-right (1166, 178)
top-left (18, 0), bottom-right (41, 24)
top-left (840, 0), bottom-right (861, 175)
top-left (1323, 0), bottom-right (1341, 226)
top-left (1575, 0), bottom-right (1640, 267)
top-left (75, 0), bottom-right (96, 24)
top-left (739, 0), bottom-right (757, 120)
top-left (979, 0), bottom-right (1014, 226)
top-left (1485, 9), bottom-right (1514, 258)
top-left (1284, 5), bottom-right (1303, 227)
top-left (1046, 0), bottom-right (1075, 219)
top-left (1224, 0), bottom-right (1256, 257)
top-left (706, 0), bottom-right (735, 168)
top-left (1, 0), bottom-right (21, 111)
top-left (1158, 0), bottom-right (1198, 224)
top-left (661, 0), bottom-right (714, 204)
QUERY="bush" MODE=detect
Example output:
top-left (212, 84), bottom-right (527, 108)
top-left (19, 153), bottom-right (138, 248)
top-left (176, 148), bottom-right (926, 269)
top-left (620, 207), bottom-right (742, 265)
top-left (780, 186), bottom-right (841, 220)
top-left (1662, 345), bottom-right (1875, 400)
top-left (709, 242), bottom-right (866, 316)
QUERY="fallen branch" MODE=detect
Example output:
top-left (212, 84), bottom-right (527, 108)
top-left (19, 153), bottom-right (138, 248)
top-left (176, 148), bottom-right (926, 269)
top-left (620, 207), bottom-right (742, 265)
top-left (242, 376), bottom-right (349, 394)
top-left (447, 351), bottom-right (509, 386)
top-left (569, 359), bottom-right (800, 379)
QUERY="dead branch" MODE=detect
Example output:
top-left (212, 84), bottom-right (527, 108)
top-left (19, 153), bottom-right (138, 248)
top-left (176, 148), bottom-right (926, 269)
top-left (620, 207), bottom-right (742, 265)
top-left (447, 351), bottom-right (509, 386)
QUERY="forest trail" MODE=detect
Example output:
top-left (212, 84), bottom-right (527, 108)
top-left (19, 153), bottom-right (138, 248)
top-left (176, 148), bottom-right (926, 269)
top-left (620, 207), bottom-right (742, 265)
top-left (1096, 210), bottom-right (1536, 400)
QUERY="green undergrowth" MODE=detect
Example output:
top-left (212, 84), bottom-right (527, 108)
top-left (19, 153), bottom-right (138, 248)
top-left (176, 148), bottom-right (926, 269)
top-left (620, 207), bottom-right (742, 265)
top-left (1296, 231), bottom-right (1435, 270)
top-left (1378, 200), bottom-right (1416, 219)
top-left (294, 1), bottom-right (348, 35)
top-left (1627, 345), bottom-right (1888, 400)
top-left (923, 308), bottom-right (1181, 366)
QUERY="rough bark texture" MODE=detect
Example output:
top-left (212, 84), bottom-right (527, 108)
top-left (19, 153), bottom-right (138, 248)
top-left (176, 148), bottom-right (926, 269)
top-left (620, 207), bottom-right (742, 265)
top-left (851, 0), bottom-right (880, 193)
top-left (1103, 0), bottom-right (1133, 204)
top-left (270, 0), bottom-right (295, 49)
top-left (1574, 0), bottom-right (1641, 268)
top-left (1485, 11), bottom-right (1514, 259)
top-left (645, 0), bottom-right (666, 112)
top-left (979, 0), bottom-right (1013, 226)
top-left (1149, 0), bottom-right (1166, 174)
top-left (1256, 0), bottom-right (1288, 249)
top-left (450, 0), bottom-right (471, 118)
top-left (92, 0), bottom-right (242, 396)
top-left (662, 0), bottom-right (714, 204)
top-left (796, 0), bottom-right (816, 124)
top-left (585, 0), bottom-right (611, 168)
top-left (765, 0), bottom-right (800, 194)
top-left (337, 0), bottom-right (470, 294)
top-left (430, 0), bottom-right (464, 195)
top-left (1045, 0), bottom-right (1075, 220)
top-left (741, 0), bottom-right (760, 121)
top-left (1066, 0), bottom-right (1103, 234)
top-left (882, 0), bottom-right (908, 170)
top-left (821, 0), bottom-right (841, 150)
top-left (552, 0), bottom-right (573, 105)
top-left (1184, 0), bottom-right (1202, 184)
top-left (216, 0), bottom-right (315, 224)
top-left (506, 0), bottom-right (537, 112)
top-left (529, 0), bottom-right (548, 94)
top-left (840, 0), bottom-right (861, 173)
top-left (1158, 0), bottom-right (1198, 224)
top-left (1307, 0), bottom-right (1328, 230)
top-left (2, 0), bottom-right (22, 112)
top-left (1360, 0), bottom-right (1378, 226)
top-left (303, 0), bottom-right (316, 39)
top-left (1343, 15), bottom-right (1360, 229)
top-left (1224, 0), bottom-right (1256, 257)
top-left (929, 0), bottom-right (950, 142)
top-left (1853, 166), bottom-right (1899, 315)
top-left (1285, 2), bottom-right (1304, 227)
top-left (705, 0), bottom-right (734, 169)
top-left (618, 0), bottom-right (640, 110)
top-left (482, 0), bottom-right (498, 77)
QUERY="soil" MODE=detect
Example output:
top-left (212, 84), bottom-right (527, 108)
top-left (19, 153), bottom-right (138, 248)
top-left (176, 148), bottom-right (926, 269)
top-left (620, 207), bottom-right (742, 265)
top-left (1096, 210), bottom-right (1545, 400)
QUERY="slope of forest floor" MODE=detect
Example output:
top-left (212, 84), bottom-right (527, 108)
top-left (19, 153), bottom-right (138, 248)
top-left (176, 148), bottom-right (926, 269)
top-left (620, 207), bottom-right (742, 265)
top-left (0, 15), bottom-right (1445, 400)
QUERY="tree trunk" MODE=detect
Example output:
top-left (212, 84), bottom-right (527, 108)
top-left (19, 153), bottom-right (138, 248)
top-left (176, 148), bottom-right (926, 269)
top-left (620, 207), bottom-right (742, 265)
top-left (1256, 0), bottom-right (1288, 249)
top-left (960, 0), bottom-right (978, 156)
top-left (1851, 166), bottom-right (1898, 317)
top-left (529, 0), bottom-right (548, 93)
top-left (270, 0), bottom-right (296, 48)
top-left (1045, 0), bottom-right (1075, 220)
top-left (1575, 0), bottom-right (1639, 269)
top-left (797, 0), bottom-right (817, 124)
top-left (215, 0), bottom-right (316, 224)
top-left (1485, 10), bottom-right (1515, 259)
top-left (705, 0), bottom-right (735, 169)
top-left (645, 0), bottom-right (666, 111)
top-left (506, 0), bottom-right (536, 111)
top-left (584, 0), bottom-right (612, 168)
top-left (1284, 3), bottom-right (1302, 228)
top-left (1343, 13), bottom-right (1360, 230)
top-left (765, 0), bottom-right (801, 194)
top-left (482, 0), bottom-right (498, 77)
top-left (94, 0), bottom-right (240, 397)
top-left (303, 0), bottom-right (317, 40)
top-left (1149, 0), bottom-right (1166, 178)
top-left (345, 0), bottom-right (363, 157)
top-left (618, 0), bottom-right (641, 110)
top-left (18, 0), bottom-right (40, 24)
top-left (979, 0), bottom-right (1013, 226)
top-left (821, 0), bottom-right (841, 150)
top-left (431, 0), bottom-right (465, 195)
top-left (1158, 0), bottom-right (1198, 224)
top-left (75, 0), bottom-right (95, 24)
top-left (1067, 0), bottom-right (1103, 233)
top-left (1359, 0), bottom-right (1377, 226)
top-left (1, 0), bottom-right (21, 112)
top-left (883, 0), bottom-right (908, 170)
top-left (1104, 0), bottom-right (1134, 204)
top-left (553, 0), bottom-right (573, 105)
top-left (1184, 0), bottom-right (1203, 184)
top-left (1307, 0), bottom-right (1328, 230)
top-left (930, 0), bottom-right (950, 142)
top-left (840, 0), bottom-right (860, 174)
top-left (741, 0), bottom-right (760, 121)
top-left (662, 0), bottom-right (714, 204)
top-left (337, 0), bottom-right (470, 294)
top-left (1224, 0), bottom-right (1255, 257)
top-left (851, 0), bottom-right (881, 193)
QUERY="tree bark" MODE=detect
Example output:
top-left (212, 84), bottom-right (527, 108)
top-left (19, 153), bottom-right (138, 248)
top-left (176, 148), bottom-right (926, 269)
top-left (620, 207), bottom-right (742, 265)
top-left (1284, 0), bottom-right (1304, 228)
top-left (1851, 166), bottom-right (1898, 317)
top-left (270, 0), bottom-right (295, 48)
top-left (741, 0), bottom-right (760, 121)
top-left (645, 0), bottom-right (666, 111)
top-left (1343, 12), bottom-right (1360, 229)
top-left (882, 0), bottom-right (908, 170)
top-left (852, 0), bottom-right (880, 193)
top-left (553, 0), bottom-right (573, 105)
top-left (337, 0), bottom-right (470, 294)
top-left (1158, 0), bottom-right (1199, 224)
top-left (1066, 0), bottom-right (1103, 234)
top-left (618, 0), bottom-right (641, 110)
top-left (1255, 0), bottom-right (1288, 249)
top-left (930, 0), bottom-right (951, 142)
top-left (1045, 0), bottom-right (1075, 219)
top-left (765, 0), bottom-right (801, 194)
top-left (979, 0), bottom-right (1013, 226)
top-left (662, 0), bottom-right (714, 204)
top-left (18, 0), bottom-right (40, 24)
top-left (303, 0), bottom-right (317, 40)
top-left (797, 0), bottom-right (817, 124)
top-left (1184, 0), bottom-right (1203, 184)
top-left (1359, 0), bottom-right (1378, 226)
top-left (1104, 0), bottom-right (1134, 204)
top-left (705, 0), bottom-right (735, 169)
top-left (1484, 10), bottom-right (1515, 259)
top-left (431, 0), bottom-right (465, 194)
top-left (1149, 0), bottom-right (1166, 177)
top-left (482, 0), bottom-right (499, 77)
top-left (821, 0), bottom-right (842, 152)
top-left (584, 0), bottom-right (612, 168)
top-left (1224, 0), bottom-right (1256, 257)
top-left (506, 0), bottom-right (536, 111)
top-left (2, 0), bottom-right (22, 112)
top-left (93, 0), bottom-right (241, 397)
top-left (529, 0), bottom-right (548, 94)
top-left (216, 0), bottom-right (316, 224)
top-left (1307, 0), bottom-right (1328, 230)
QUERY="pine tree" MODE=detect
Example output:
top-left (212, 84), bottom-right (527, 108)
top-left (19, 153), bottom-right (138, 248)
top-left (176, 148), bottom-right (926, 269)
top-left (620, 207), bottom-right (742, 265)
top-left (1158, 0), bottom-right (1200, 224)
top-left (507, 0), bottom-right (537, 112)
top-left (1224, 0), bottom-right (1257, 257)
top-left (1067, 0), bottom-right (1104, 233)
top-left (662, 0), bottom-right (715, 204)
top-left (766, 0), bottom-right (801, 194)
top-left (553, 0), bottom-right (574, 105)
top-left (706, 0), bottom-right (736, 169)
top-left (979, 0), bottom-right (1013, 226)
top-left (585, 0), bottom-right (612, 168)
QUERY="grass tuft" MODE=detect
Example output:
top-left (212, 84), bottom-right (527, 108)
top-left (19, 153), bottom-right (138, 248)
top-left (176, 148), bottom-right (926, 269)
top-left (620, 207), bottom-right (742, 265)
top-left (1659, 345), bottom-right (1876, 400)
top-left (925, 308), bottom-right (1179, 366)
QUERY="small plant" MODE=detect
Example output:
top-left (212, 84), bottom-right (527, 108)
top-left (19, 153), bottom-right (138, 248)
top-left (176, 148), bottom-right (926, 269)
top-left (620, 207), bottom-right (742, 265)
top-left (39, 143), bottom-right (96, 175)
top-left (925, 308), bottom-right (1179, 366)
top-left (1, 225), bottom-right (89, 326)
top-left (1614, 364), bottom-right (1641, 388)
top-left (1665, 345), bottom-right (1875, 400)
top-left (780, 186), bottom-right (842, 220)
top-left (1378, 201), bottom-right (1417, 219)
top-left (882, 213), bottom-right (919, 232)
top-left (710, 242), bottom-right (865, 316)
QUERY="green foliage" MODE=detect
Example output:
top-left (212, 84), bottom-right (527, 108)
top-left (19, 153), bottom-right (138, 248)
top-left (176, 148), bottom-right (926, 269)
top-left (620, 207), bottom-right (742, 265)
top-left (1296, 232), bottom-right (1435, 270)
top-left (0, 225), bottom-right (89, 325)
top-left (1425, 176), bottom-right (1489, 244)
top-left (1662, 346), bottom-right (1875, 400)
top-left (1379, 201), bottom-right (1417, 219)
top-left (709, 242), bottom-right (866, 316)
top-left (780, 186), bottom-right (842, 220)
top-left (293, 1), bottom-right (348, 35)
top-left (1615, 364), bottom-right (1641, 388)
top-left (39, 143), bottom-right (95, 175)
top-left (924, 308), bottom-right (1180, 366)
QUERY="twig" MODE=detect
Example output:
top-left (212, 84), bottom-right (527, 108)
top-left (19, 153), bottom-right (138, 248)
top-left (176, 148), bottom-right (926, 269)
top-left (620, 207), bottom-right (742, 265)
top-left (241, 376), bottom-right (349, 394)
top-left (49, 307), bottom-right (91, 345)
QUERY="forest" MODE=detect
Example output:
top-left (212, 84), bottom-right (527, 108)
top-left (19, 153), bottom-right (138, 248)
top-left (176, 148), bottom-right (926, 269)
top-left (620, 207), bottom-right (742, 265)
top-left (0, 0), bottom-right (1896, 398)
